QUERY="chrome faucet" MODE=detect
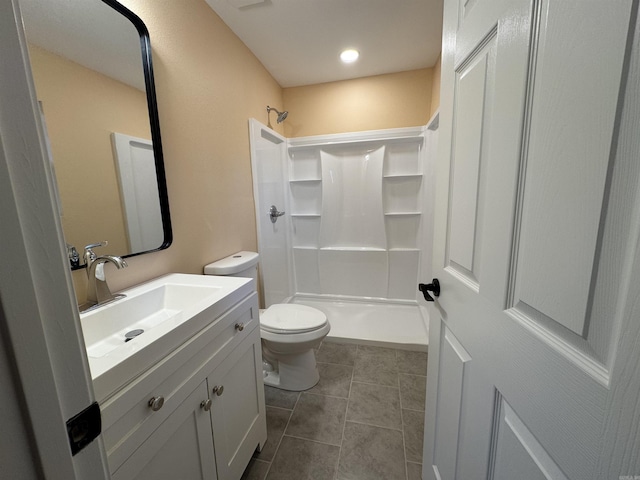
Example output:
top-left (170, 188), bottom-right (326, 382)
top-left (80, 242), bottom-right (128, 312)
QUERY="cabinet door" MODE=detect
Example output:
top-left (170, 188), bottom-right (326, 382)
top-left (112, 381), bottom-right (217, 480)
top-left (208, 330), bottom-right (267, 480)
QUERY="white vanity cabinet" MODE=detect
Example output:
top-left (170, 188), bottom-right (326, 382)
top-left (100, 291), bottom-right (266, 480)
top-left (110, 380), bottom-right (217, 480)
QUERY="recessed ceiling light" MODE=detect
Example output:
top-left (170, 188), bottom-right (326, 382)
top-left (340, 49), bottom-right (360, 64)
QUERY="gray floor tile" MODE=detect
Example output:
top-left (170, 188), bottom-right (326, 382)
top-left (406, 462), bottom-right (423, 480)
top-left (250, 341), bottom-right (429, 480)
top-left (399, 374), bottom-right (426, 411)
top-left (316, 342), bottom-right (357, 366)
top-left (353, 346), bottom-right (398, 387)
top-left (397, 350), bottom-right (428, 376)
top-left (241, 458), bottom-right (270, 480)
top-left (266, 436), bottom-right (340, 480)
top-left (346, 382), bottom-right (402, 430)
top-left (264, 385), bottom-right (300, 410)
top-left (403, 409), bottom-right (425, 463)
top-left (338, 422), bottom-right (406, 480)
top-left (308, 362), bottom-right (353, 398)
top-left (285, 393), bottom-right (347, 446)
top-left (254, 406), bottom-right (291, 461)
top-left (357, 345), bottom-right (397, 362)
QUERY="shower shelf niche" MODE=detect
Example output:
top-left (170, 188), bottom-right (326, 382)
top-left (382, 138), bottom-right (423, 178)
top-left (383, 175), bottom-right (422, 215)
top-left (289, 147), bottom-right (321, 181)
top-left (289, 180), bottom-right (322, 215)
top-left (385, 214), bottom-right (421, 250)
top-left (291, 215), bottom-right (321, 248)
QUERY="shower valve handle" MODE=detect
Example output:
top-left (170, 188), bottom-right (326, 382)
top-left (269, 205), bottom-right (285, 224)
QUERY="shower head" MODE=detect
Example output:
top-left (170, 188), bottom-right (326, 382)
top-left (276, 110), bottom-right (288, 123)
top-left (267, 106), bottom-right (288, 127)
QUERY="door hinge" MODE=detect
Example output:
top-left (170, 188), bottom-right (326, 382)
top-left (66, 402), bottom-right (101, 455)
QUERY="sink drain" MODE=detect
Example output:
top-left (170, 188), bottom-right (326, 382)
top-left (125, 329), bottom-right (144, 342)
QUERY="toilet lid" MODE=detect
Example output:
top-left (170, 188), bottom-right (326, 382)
top-left (260, 304), bottom-right (327, 334)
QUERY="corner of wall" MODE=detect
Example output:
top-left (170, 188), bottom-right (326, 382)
top-left (429, 54), bottom-right (442, 118)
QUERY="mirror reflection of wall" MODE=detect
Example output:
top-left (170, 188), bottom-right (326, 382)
top-left (21, 0), bottom-right (167, 263)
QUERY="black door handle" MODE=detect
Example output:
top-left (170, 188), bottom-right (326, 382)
top-left (418, 279), bottom-right (440, 302)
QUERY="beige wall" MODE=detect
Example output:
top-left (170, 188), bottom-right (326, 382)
top-left (64, 0), bottom-right (283, 301)
top-left (29, 45), bottom-right (150, 272)
top-left (430, 54), bottom-right (442, 118)
top-left (43, 0), bottom-right (438, 302)
top-left (282, 68), bottom-right (434, 137)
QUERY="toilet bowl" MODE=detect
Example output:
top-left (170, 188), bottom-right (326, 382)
top-left (204, 251), bottom-right (330, 391)
top-left (260, 303), bottom-right (330, 390)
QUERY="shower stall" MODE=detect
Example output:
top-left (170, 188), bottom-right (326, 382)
top-left (249, 117), bottom-right (438, 350)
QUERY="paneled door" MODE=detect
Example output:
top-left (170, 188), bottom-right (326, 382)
top-left (424, 0), bottom-right (640, 479)
top-left (111, 132), bottom-right (164, 252)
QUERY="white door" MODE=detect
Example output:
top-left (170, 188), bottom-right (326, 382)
top-left (248, 119), bottom-right (292, 306)
top-left (1, 0), bottom-right (110, 477)
top-left (111, 132), bottom-right (164, 252)
top-left (424, 0), bottom-right (640, 479)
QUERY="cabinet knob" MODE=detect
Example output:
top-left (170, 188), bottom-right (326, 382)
top-left (235, 322), bottom-right (244, 332)
top-left (200, 399), bottom-right (212, 411)
top-left (148, 396), bottom-right (165, 411)
top-left (212, 385), bottom-right (224, 396)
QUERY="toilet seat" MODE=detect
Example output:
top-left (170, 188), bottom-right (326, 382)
top-left (260, 304), bottom-right (328, 334)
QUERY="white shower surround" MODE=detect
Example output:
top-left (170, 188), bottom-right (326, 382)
top-left (250, 119), bottom-right (438, 350)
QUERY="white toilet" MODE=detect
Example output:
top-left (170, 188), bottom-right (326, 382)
top-left (204, 251), bottom-right (330, 391)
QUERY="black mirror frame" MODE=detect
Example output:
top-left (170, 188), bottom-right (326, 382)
top-left (72, 0), bottom-right (172, 269)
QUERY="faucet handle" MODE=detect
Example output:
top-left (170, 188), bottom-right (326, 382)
top-left (83, 241), bottom-right (108, 267)
top-left (84, 241), bottom-right (108, 251)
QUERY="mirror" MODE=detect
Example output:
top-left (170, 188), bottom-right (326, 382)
top-left (21, 0), bottom-right (172, 269)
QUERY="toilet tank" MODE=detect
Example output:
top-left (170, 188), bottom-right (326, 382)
top-left (204, 251), bottom-right (259, 284)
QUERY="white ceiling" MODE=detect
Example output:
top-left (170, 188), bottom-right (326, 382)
top-left (204, 0), bottom-right (443, 88)
top-left (19, 0), bottom-right (443, 91)
top-left (20, 0), bottom-right (146, 91)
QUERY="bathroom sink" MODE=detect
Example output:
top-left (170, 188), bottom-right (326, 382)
top-left (80, 273), bottom-right (254, 401)
top-left (82, 283), bottom-right (223, 358)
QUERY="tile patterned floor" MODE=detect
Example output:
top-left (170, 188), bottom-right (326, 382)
top-left (241, 342), bottom-right (428, 480)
